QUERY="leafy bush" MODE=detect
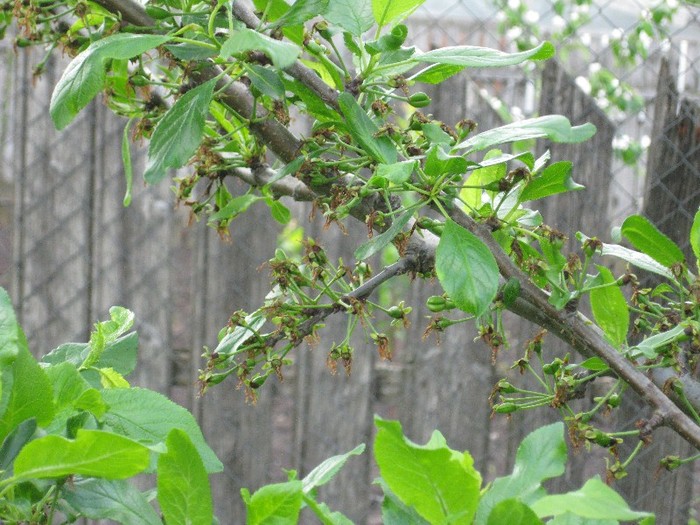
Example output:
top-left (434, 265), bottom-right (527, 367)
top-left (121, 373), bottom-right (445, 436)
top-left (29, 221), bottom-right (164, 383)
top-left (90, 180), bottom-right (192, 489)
top-left (0, 288), bottom-right (219, 524)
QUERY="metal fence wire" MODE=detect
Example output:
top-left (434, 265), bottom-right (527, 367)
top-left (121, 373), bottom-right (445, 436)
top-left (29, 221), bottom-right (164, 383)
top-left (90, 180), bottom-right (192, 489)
top-left (0, 0), bottom-right (699, 523)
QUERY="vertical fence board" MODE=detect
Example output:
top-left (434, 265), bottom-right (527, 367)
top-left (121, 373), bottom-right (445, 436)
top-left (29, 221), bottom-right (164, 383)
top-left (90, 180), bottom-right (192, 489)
top-left (617, 57), bottom-right (699, 524)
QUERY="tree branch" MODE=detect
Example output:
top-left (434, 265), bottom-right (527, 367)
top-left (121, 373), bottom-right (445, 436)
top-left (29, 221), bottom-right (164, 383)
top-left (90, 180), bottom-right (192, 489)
top-left (77, 0), bottom-right (700, 450)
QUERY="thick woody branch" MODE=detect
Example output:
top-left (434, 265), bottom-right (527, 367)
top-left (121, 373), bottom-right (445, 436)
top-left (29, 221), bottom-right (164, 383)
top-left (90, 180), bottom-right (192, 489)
top-left (84, 0), bottom-right (700, 450)
top-left (448, 209), bottom-right (700, 450)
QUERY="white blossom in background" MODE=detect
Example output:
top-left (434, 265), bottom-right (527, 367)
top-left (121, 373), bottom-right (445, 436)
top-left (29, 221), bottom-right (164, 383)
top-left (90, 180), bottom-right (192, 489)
top-left (575, 76), bottom-right (592, 94)
top-left (524, 10), bottom-right (539, 24)
top-left (641, 135), bottom-right (651, 149)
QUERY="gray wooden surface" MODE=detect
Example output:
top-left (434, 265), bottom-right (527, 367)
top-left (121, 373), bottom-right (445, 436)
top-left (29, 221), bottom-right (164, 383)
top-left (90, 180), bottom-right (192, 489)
top-left (1, 41), bottom-right (697, 523)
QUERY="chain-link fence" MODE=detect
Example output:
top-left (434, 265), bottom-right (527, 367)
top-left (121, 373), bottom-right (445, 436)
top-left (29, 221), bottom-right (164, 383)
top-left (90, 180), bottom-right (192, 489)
top-left (1, 1), bottom-right (699, 522)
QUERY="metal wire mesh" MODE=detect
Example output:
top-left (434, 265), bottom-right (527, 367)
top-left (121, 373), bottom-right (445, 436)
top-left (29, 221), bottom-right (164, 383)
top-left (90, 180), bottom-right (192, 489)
top-left (0, 1), bottom-right (699, 522)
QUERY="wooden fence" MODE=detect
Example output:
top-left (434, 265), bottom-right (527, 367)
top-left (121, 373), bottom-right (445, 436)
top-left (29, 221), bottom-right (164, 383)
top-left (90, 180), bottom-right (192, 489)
top-left (1, 40), bottom-right (699, 524)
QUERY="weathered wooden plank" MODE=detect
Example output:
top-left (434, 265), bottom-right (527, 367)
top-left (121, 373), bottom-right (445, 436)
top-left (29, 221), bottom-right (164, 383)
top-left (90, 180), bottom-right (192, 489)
top-left (616, 57), bottom-right (699, 524)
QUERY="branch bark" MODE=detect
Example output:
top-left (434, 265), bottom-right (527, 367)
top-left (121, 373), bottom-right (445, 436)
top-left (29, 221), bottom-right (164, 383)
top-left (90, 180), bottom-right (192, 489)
top-left (83, 0), bottom-right (700, 450)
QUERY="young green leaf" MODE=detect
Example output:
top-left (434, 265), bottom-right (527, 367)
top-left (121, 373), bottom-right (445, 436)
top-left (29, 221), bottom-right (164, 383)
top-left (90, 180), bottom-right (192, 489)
top-left (487, 500), bottom-right (543, 525)
top-left (621, 214), bottom-right (685, 269)
top-left (374, 160), bottom-right (416, 185)
top-left (461, 149), bottom-right (507, 209)
top-left (302, 444), bottom-right (365, 493)
top-left (144, 79), bottom-right (216, 184)
top-left (0, 327), bottom-right (54, 442)
top-left (0, 418), bottom-right (37, 472)
top-left (302, 496), bottom-right (354, 525)
top-left (271, 0), bottom-right (329, 27)
top-left (577, 233), bottom-right (674, 280)
top-left (220, 28), bottom-right (300, 68)
top-left (458, 116), bottom-right (596, 153)
top-left (410, 63), bottom-right (464, 85)
top-left (630, 323), bottom-right (688, 359)
top-left (381, 482), bottom-right (431, 525)
top-left (121, 119), bottom-right (134, 207)
top-left (530, 477), bottom-right (653, 521)
top-left (355, 211), bottom-right (412, 261)
top-left (475, 423), bottom-right (567, 524)
top-left (0, 288), bottom-right (20, 367)
top-left (691, 208), bottom-right (700, 268)
top-left (325, 0), bottom-right (374, 36)
top-left (243, 480), bottom-right (304, 524)
top-left (13, 429), bottom-right (149, 480)
top-left (436, 219), bottom-right (499, 316)
top-left (374, 417), bottom-right (482, 524)
top-left (590, 266), bottom-right (628, 347)
top-left (245, 64), bottom-right (286, 99)
top-left (414, 41), bottom-right (554, 68)
top-left (50, 34), bottom-right (171, 129)
top-left (158, 429), bottom-right (213, 525)
top-left (337, 92), bottom-right (397, 164)
top-left (519, 162), bottom-right (584, 202)
top-left (267, 199), bottom-right (292, 224)
top-left (208, 194), bottom-right (263, 224)
top-left (101, 387), bottom-right (223, 473)
top-left (63, 478), bottom-right (162, 525)
top-left (372, 0), bottom-right (425, 28)
top-left (423, 145), bottom-right (468, 179)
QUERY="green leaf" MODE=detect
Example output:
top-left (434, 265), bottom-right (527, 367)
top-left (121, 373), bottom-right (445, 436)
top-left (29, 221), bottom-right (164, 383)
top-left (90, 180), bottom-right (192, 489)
top-left (372, 0), bottom-right (425, 28)
top-left (519, 162), bottom-right (583, 202)
top-left (325, 0), bottom-right (374, 36)
top-left (424, 145), bottom-right (468, 179)
top-left (244, 480), bottom-right (303, 524)
top-left (436, 219), bottom-right (499, 316)
top-left (304, 499), bottom-right (354, 525)
top-left (50, 34), bottom-right (171, 129)
top-left (578, 357), bottom-right (609, 372)
top-left (414, 41), bottom-right (554, 68)
top-left (411, 63), bottom-right (464, 84)
top-left (461, 149), bottom-right (507, 209)
top-left (45, 362), bottom-right (103, 413)
top-left (530, 477), bottom-right (653, 520)
top-left (214, 313), bottom-right (266, 356)
top-left (267, 199), bottom-right (291, 224)
top-left (590, 266), bottom-right (628, 347)
top-left (63, 478), bottom-right (162, 525)
top-left (631, 323), bottom-right (687, 359)
top-left (475, 423), bottom-right (567, 524)
top-left (13, 429), bottom-right (149, 480)
top-left (691, 208), bottom-right (700, 269)
top-left (487, 500), bottom-right (543, 525)
top-left (144, 79), bottom-right (216, 184)
top-left (337, 92), bottom-right (397, 164)
top-left (381, 482), bottom-right (431, 525)
top-left (121, 119), bottom-right (135, 207)
top-left (0, 327), bottom-right (54, 442)
top-left (220, 28), bottom-right (300, 68)
top-left (302, 444), bottom-right (365, 493)
top-left (158, 429), bottom-right (213, 525)
top-left (458, 116), bottom-right (596, 153)
top-left (621, 214), bottom-right (685, 269)
top-left (209, 194), bottom-right (263, 224)
top-left (272, 0), bottom-right (329, 26)
top-left (101, 387), bottom-right (222, 473)
top-left (0, 418), bottom-right (37, 472)
top-left (373, 160), bottom-right (416, 185)
top-left (245, 64), bottom-right (286, 99)
top-left (355, 211), bottom-right (412, 261)
top-left (97, 367), bottom-right (130, 389)
top-left (0, 288), bottom-right (19, 367)
top-left (283, 78), bottom-right (339, 121)
top-left (374, 417), bottom-right (482, 524)
top-left (577, 234), bottom-right (674, 280)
